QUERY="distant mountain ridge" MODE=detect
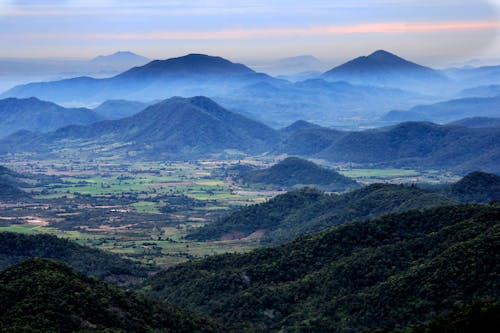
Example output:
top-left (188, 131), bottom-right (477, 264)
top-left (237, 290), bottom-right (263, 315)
top-left (2, 54), bottom-right (279, 103)
top-left (0, 97), bottom-right (102, 138)
top-left (0, 96), bottom-right (280, 159)
top-left (381, 95), bottom-right (500, 123)
top-left (277, 121), bottom-right (500, 173)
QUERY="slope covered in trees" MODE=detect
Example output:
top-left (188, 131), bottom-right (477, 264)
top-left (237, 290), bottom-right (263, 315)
top-left (237, 157), bottom-right (360, 191)
top-left (147, 204), bottom-right (500, 332)
top-left (0, 258), bottom-right (222, 333)
top-left (0, 232), bottom-right (151, 287)
top-left (187, 184), bottom-right (455, 244)
top-left (443, 171), bottom-right (500, 203)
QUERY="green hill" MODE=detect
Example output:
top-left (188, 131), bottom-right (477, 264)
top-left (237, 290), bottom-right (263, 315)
top-left (0, 232), bottom-right (151, 287)
top-left (238, 157), bottom-right (360, 191)
top-left (187, 183), bottom-right (455, 244)
top-left (146, 204), bottom-right (500, 332)
top-left (443, 171), bottom-right (500, 203)
top-left (0, 258), bottom-right (222, 333)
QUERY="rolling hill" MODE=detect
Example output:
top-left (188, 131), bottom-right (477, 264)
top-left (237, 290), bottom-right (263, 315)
top-left (321, 50), bottom-right (446, 92)
top-left (147, 203), bottom-right (500, 332)
top-left (187, 183), bottom-right (455, 244)
top-left (236, 157), bottom-right (360, 191)
top-left (188, 171), bottom-right (498, 245)
top-left (0, 258), bottom-right (222, 332)
top-left (0, 96), bottom-right (280, 159)
top-left (0, 97), bottom-right (102, 138)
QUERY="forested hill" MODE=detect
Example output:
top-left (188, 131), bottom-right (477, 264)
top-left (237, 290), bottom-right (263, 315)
top-left (0, 258), bottom-right (222, 333)
top-left (188, 171), bottom-right (499, 244)
top-left (146, 203), bottom-right (500, 333)
top-left (236, 157), bottom-right (360, 191)
top-left (187, 183), bottom-right (455, 244)
top-left (443, 171), bottom-right (500, 203)
top-left (0, 232), bottom-right (151, 287)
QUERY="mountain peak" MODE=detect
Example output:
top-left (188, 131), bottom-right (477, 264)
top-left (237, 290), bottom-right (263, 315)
top-left (368, 49), bottom-right (399, 59)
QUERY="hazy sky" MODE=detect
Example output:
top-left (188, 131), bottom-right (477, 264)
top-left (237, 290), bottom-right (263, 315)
top-left (0, 0), bottom-right (499, 66)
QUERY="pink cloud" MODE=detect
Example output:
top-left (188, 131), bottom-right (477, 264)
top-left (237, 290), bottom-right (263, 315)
top-left (12, 21), bottom-right (500, 40)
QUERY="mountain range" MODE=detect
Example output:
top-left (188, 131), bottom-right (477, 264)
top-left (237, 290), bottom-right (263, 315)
top-left (1, 54), bottom-right (278, 104)
top-left (0, 96), bottom-right (279, 159)
top-left (0, 51), bottom-right (463, 127)
top-left (0, 96), bottom-right (498, 172)
top-left (278, 121), bottom-right (500, 173)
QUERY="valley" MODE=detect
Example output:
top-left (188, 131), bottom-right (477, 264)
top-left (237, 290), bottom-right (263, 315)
top-left (0, 6), bottom-right (499, 329)
top-left (0, 155), bottom-right (456, 266)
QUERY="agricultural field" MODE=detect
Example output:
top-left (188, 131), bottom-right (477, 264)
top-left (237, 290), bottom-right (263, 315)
top-left (0, 156), bottom-right (460, 266)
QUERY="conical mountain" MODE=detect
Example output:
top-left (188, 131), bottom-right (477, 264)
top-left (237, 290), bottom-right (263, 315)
top-left (322, 50), bottom-right (446, 91)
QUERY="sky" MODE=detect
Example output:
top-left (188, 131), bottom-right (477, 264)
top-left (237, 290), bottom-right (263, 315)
top-left (0, 0), bottom-right (499, 67)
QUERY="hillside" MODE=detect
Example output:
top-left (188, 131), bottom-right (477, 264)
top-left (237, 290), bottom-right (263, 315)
top-left (237, 157), bottom-right (359, 191)
top-left (2, 54), bottom-right (277, 103)
top-left (0, 96), bottom-right (280, 159)
top-left (147, 204), bottom-right (500, 332)
top-left (0, 232), bottom-right (151, 287)
top-left (443, 171), bottom-right (500, 203)
top-left (0, 97), bottom-right (102, 138)
top-left (312, 122), bottom-right (500, 173)
top-left (187, 183), bottom-right (455, 244)
top-left (321, 50), bottom-right (446, 92)
top-left (275, 122), bottom-right (499, 173)
top-left (0, 259), bottom-right (221, 333)
top-left (381, 96), bottom-right (500, 123)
